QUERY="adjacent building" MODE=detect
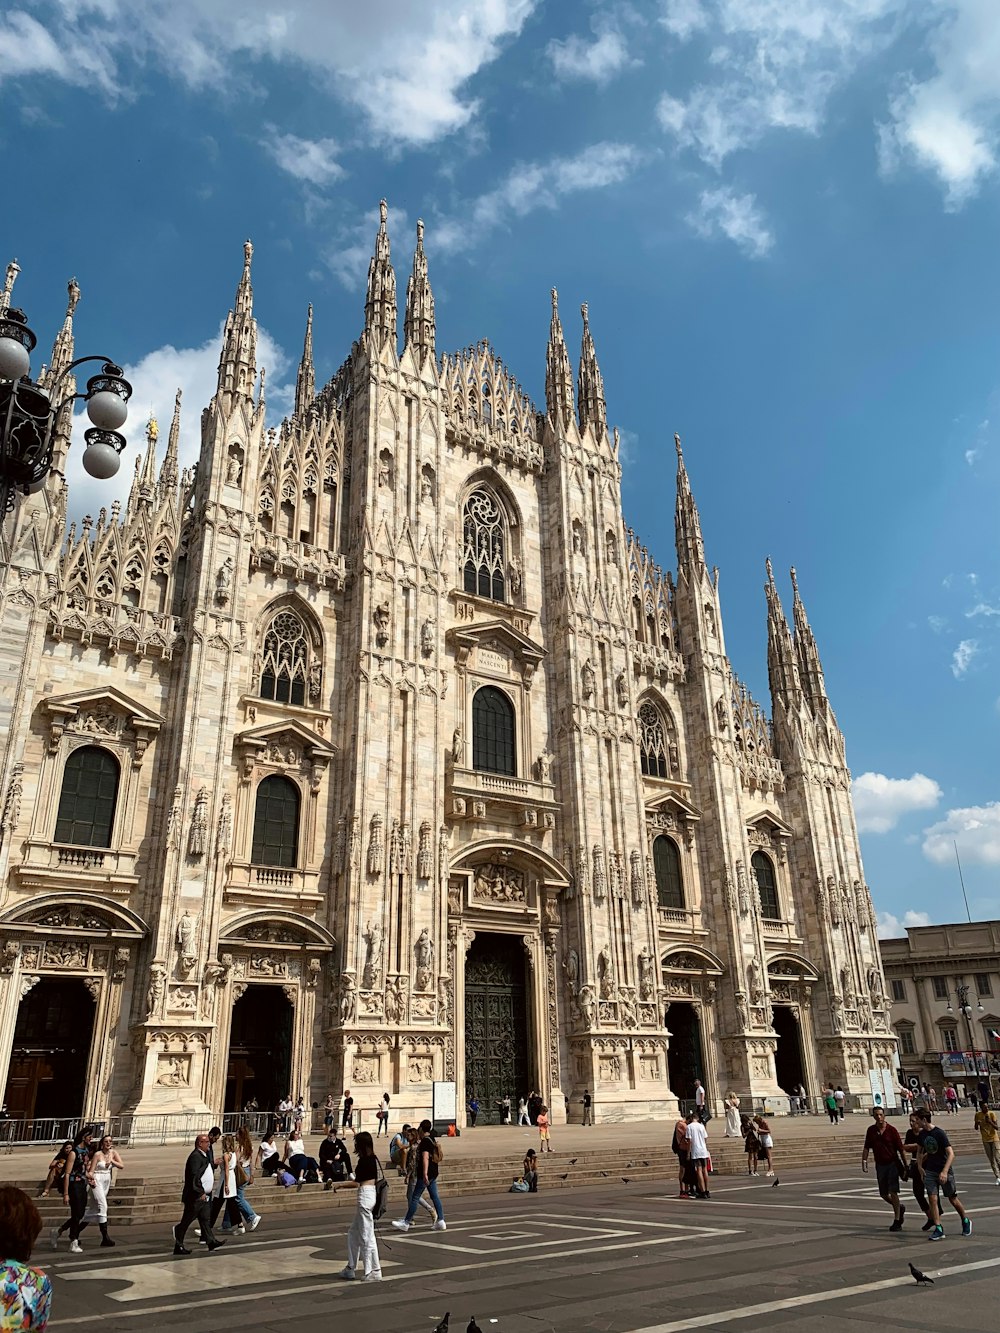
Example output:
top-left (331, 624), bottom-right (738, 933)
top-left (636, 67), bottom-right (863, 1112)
top-left (0, 213), bottom-right (894, 1128)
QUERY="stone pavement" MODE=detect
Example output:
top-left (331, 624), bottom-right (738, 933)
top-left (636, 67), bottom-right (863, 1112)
top-left (36, 1153), bottom-right (1000, 1333)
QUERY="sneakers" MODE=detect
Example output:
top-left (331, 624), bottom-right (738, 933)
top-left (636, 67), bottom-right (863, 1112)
top-left (962, 1217), bottom-right (973, 1237)
top-left (433, 1219), bottom-right (447, 1231)
top-left (50, 1227), bottom-right (60, 1251)
top-left (889, 1205), bottom-right (905, 1232)
top-left (248, 1216), bottom-right (262, 1231)
top-left (364, 1272), bottom-right (383, 1282)
top-left (391, 1219), bottom-right (411, 1232)
top-left (337, 1267), bottom-right (356, 1280)
top-left (233, 1225), bottom-right (246, 1235)
top-left (765, 1171), bottom-right (774, 1178)
top-left (928, 1226), bottom-right (945, 1241)
top-left (69, 1241), bottom-right (83, 1254)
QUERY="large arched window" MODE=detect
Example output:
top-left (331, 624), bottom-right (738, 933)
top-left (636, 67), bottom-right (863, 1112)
top-left (462, 488), bottom-right (506, 602)
top-left (752, 851), bottom-right (780, 920)
top-left (258, 607), bottom-right (318, 707)
top-left (54, 746), bottom-right (120, 847)
top-left (251, 775), bottom-right (300, 868)
top-left (653, 835), bottom-right (684, 909)
top-left (472, 686), bottom-right (516, 776)
top-left (639, 701), bottom-right (670, 778)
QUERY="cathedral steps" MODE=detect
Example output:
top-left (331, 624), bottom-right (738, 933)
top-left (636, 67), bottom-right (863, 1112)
top-left (12, 1126), bottom-right (988, 1227)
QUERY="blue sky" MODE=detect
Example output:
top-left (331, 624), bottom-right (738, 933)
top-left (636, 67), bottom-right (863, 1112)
top-left (3, 1), bottom-right (1000, 930)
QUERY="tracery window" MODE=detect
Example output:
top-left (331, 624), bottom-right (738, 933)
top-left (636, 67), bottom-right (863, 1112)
top-left (639, 701), bottom-right (669, 778)
top-left (752, 850), bottom-right (780, 920)
top-left (251, 775), bottom-right (300, 868)
top-left (472, 686), bottom-right (516, 776)
top-left (653, 835), bottom-right (684, 910)
top-left (54, 746), bottom-right (120, 848)
top-left (462, 488), bottom-right (506, 602)
top-left (258, 608), bottom-right (315, 707)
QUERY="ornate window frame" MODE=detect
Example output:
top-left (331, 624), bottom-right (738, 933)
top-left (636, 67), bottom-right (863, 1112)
top-left (637, 695), bottom-right (681, 781)
top-left (645, 791), bottom-right (700, 928)
top-left (457, 476), bottom-right (523, 609)
top-left (251, 598), bottom-right (324, 711)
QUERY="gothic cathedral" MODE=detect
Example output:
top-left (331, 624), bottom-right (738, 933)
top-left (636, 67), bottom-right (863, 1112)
top-left (0, 210), bottom-right (895, 1126)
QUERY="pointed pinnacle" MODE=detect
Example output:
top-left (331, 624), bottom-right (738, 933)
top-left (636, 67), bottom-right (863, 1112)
top-left (765, 555), bottom-right (774, 583)
top-left (416, 218), bottom-right (425, 247)
top-left (674, 432), bottom-right (683, 459)
top-left (790, 565), bottom-right (800, 596)
top-left (66, 277), bottom-right (80, 317)
top-left (380, 198), bottom-right (388, 226)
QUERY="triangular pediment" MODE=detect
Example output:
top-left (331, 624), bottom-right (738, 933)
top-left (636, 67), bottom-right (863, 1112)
top-left (746, 808), bottom-right (794, 838)
top-left (42, 686), bottom-right (164, 728)
top-left (448, 618), bottom-right (545, 664)
top-left (646, 789), bottom-right (702, 822)
top-left (235, 718), bottom-right (337, 757)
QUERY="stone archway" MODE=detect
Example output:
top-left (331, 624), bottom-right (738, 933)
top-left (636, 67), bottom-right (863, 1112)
top-left (464, 932), bottom-right (532, 1117)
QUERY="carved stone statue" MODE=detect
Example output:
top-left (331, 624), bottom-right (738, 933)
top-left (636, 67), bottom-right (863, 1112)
top-left (367, 813), bottom-right (384, 876)
top-left (867, 965), bottom-right (883, 1005)
top-left (176, 911), bottom-right (197, 955)
top-left (225, 455), bottom-right (242, 485)
top-left (597, 946), bottom-right (613, 1000)
top-left (638, 944), bottom-right (655, 1001)
top-left (188, 788), bottom-right (208, 857)
top-left (578, 983), bottom-right (596, 1029)
top-left (535, 749), bottom-right (553, 783)
top-left (215, 557), bottom-right (233, 605)
top-left (508, 555), bottom-right (522, 595)
top-left (564, 947), bottom-right (580, 996)
top-left (747, 958), bottom-right (763, 1005)
top-left (373, 601), bottom-right (390, 648)
top-left (362, 921), bottom-right (384, 990)
top-left (615, 670), bottom-right (628, 708)
top-left (581, 659), bottom-right (596, 699)
top-left (339, 972), bottom-right (357, 1025)
top-left (145, 962), bottom-right (167, 1020)
top-left (414, 928), bottom-right (434, 972)
top-left (420, 617), bottom-right (435, 657)
top-left (452, 726), bottom-right (466, 764)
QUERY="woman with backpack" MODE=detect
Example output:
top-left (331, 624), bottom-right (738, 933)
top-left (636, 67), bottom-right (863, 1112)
top-left (392, 1119), bottom-right (446, 1232)
top-left (332, 1130), bottom-right (383, 1282)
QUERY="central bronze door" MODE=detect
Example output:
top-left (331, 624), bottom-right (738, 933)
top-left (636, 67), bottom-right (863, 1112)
top-left (464, 933), bottom-right (531, 1115)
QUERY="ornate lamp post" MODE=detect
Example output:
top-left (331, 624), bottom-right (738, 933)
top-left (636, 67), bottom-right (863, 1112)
top-left (947, 981), bottom-right (987, 1099)
top-left (0, 300), bottom-right (132, 516)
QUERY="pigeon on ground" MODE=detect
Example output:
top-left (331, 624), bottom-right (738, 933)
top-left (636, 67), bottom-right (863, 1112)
top-left (641, 1160), bottom-right (649, 1167)
top-left (568, 1158), bottom-right (578, 1165)
top-left (600, 1171), bottom-right (609, 1177)
top-left (468, 1319), bottom-right (484, 1333)
top-left (622, 1177), bottom-right (632, 1184)
top-left (433, 1315), bottom-right (450, 1333)
top-left (559, 1173), bottom-right (569, 1180)
top-left (626, 1161), bottom-right (635, 1169)
top-left (771, 1179), bottom-right (780, 1188)
top-left (909, 1264), bottom-right (933, 1285)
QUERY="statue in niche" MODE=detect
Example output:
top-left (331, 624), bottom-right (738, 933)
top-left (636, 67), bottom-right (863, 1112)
top-left (581, 659), bottom-right (596, 699)
top-left (638, 945), bottom-right (655, 1001)
top-left (367, 813), bottom-right (383, 875)
top-left (535, 749), bottom-right (554, 783)
top-left (564, 947), bottom-right (580, 996)
top-left (597, 946), bottom-right (613, 1000)
top-left (414, 929), bottom-right (434, 974)
top-left (373, 601), bottom-right (390, 648)
top-left (452, 726), bottom-right (466, 764)
top-left (615, 670), bottom-right (628, 708)
top-left (378, 452), bottom-right (392, 488)
top-left (572, 525), bottom-right (584, 555)
top-left (145, 962), bottom-right (167, 1020)
top-left (606, 531), bottom-right (618, 565)
top-left (176, 911), bottom-right (197, 955)
top-left (188, 788), bottom-right (209, 857)
top-left (437, 975), bottom-right (452, 1025)
top-left (420, 617), bottom-right (435, 658)
top-left (362, 921), bottom-right (384, 989)
top-left (705, 602), bottom-right (717, 637)
top-left (308, 662), bottom-right (322, 703)
top-left (577, 984), bottom-right (596, 1029)
top-left (339, 973), bottom-right (357, 1025)
top-left (215, 557), bottom-right (233, 605)
top-left (747, 958), bottom-right (763, 1005)
top-left (867, 966), bottom-right (883, 1005)
top-left (508, 555), bottom-right (522, 595)
top-left (420, 469), bottom-right (434, 502)
top-left (225, 455), bottom-right (242, 486)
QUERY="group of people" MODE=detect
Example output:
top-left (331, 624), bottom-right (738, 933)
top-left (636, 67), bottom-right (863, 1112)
top-left (172, 1125), bottom-right (263, 1253)
top-left (670, 1107), bottom-right (776, 1198)
top-left (861, 1102), bottom-right (984, 1240)
top-left (46, 1126), bottom-right (125, 1254)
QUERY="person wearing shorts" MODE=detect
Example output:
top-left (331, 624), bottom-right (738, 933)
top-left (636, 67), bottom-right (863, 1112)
top-left (902, 1112), bottom-right (933, 1230)
top-left (753, 1117), bottom-right (775, 1176)
top-left (861, 1106), bottom-right (907, 1231)
top-left (537, 1105), bottom-right (552, 1153)
top-left (914, 1108), bottom-right (971, 1241)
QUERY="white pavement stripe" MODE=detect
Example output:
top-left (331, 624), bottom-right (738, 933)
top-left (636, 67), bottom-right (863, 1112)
top-left (53, 1227), bottom-right (741, 1325)
top-left (624, 1255), bottom-right (1000, 1333)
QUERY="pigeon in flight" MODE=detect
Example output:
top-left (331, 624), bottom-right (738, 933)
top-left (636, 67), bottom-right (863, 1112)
top-left (909, 1263), bottom-right (934, 1285)
top-left (468, 1319), bottom-right (484, 1333)
top-left (433, 1315), bottom-right (450, 1333)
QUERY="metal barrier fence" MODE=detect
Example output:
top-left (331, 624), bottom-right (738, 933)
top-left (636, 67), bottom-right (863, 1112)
top-left (0, 1110), bottom-right (285, 1152)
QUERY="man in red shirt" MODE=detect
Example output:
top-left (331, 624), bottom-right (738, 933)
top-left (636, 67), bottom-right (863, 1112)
top-left (862, 1106), bottom-right (908, 1231)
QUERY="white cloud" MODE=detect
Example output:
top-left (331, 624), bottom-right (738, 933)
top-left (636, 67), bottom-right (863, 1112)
top-left (657, 0), bottom-right (905, 169)
top-left (877, 909), bottom-right (932, 939)
top-left (548, 27), bottom-right (631, 85)
top-left (927, 614), bottom-right (948, 633)
top-left (878, 0), bottom-right (1000, 208)
top-left (65, 321), bottom-right (290, 524)
top-left (852, 771), bottom-right (943, 833)
top-left (686, 186), bottom-right (774, 257)
top-left (0, 1), bottom-right (537, 146)
top-left (951, 637), bottom-right (979, 677)
top-left (923, 801), bottom-right (1000, 864)
top-left (966, 602), bottom-right (1000, 618)
top-left (261, 130), bottom-right (344, 187)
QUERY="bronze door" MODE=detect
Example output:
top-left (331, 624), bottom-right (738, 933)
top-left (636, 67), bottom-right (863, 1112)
top-left (464, 934), bottom-right (530, 1115)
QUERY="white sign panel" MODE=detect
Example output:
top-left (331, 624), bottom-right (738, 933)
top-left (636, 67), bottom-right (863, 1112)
top-left (868, 1070), bottom-right (885, 1107)
top-left (432, 1080), bottom-right (457, 1123)
top-left (879, 1068), bottom-right (898, 1110)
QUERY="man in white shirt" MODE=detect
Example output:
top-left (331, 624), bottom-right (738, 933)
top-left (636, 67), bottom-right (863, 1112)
top-left (684, 1112), bottom-right (711, 1198)
top-left (694, 1080), bottom-right (707, 1124)
top-left (834, 1086), bottom-right (846, 1121)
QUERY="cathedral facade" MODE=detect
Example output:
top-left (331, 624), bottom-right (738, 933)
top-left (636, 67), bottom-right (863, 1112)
top-left (0, 213), bottom-right (895, 1128)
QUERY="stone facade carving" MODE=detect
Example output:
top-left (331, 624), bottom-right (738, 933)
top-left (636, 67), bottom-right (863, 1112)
top-left (472, 863), bottom-right (525, 904)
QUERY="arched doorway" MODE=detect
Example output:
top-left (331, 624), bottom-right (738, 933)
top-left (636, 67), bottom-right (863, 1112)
top-left (772, 1006), bottom-right (805, 1094)
top-left (464, 933), bottom-right (531, 1116)
top-left (5, 978), bottom-right (96, 1121)
top-left (666, 1002), bottom-right (704, 1110)
top-left (225, 986), bottom-right (293, 1113)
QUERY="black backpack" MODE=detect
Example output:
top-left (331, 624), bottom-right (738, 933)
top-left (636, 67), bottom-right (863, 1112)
top-left (373, 1158), bottom-right (388, 1221)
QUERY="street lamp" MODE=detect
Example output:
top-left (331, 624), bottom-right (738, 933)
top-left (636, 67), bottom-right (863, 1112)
top-left (947, 982), bottom-right (988, 1099)
top-left (0, 302), bottom-right (132, 516)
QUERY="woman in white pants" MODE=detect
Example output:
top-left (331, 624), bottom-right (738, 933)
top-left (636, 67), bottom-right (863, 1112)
top-left (84, 1135), bottom-right (124, 1247)
top-left (333, 1131), bottom-right (382, 1282)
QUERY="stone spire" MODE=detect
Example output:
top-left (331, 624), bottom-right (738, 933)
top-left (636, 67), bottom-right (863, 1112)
top-left (577, 302), bottom-right (607, 437)
top-left (673, 432), bottom-right (706, 572)
top-left (403, 219), bottom-right (436, 362)
top-left (790, 567), bottom-right (828, 710)
top-left (294, 305), bottom-right (315, 419)
top-left (158, 389), bottom-right (181, 495)
top-left (38, 278), bottom-right (81, 391)
top-left (217, 239), bottom-right (257, 403)
top-left (364, 199), bottom-right (397, 351)
top-left (545, 288), bottom-right (574, 428)
top-left (765, 558), bottom-right (802, 709)
top-left (138, 416), bottom-right (158, 502)
top-left (1, 259), bottom-right (19, 314)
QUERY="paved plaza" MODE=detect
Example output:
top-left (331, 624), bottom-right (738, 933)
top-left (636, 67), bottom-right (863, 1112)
top-left (37, 1150), bottom-right (1000, 1333)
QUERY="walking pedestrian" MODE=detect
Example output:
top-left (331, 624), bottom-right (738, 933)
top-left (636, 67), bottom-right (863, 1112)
top-left (376, 1092), bottom-right (390, 1137)
top-left (581, 1090), bottom-right (593, 1126)
top-left (401, 1126), bottom-right (436, 1223)
top-left (501, 1095), bottom-right (512, 1125)
top-left (902, 1111), bottom-right (932, 1229)
top-left (342, 1089), bottom-right (354, 1130)
top-left (973, 1099), bottom-right (1000, 1183)
top-left (684, 1112), bottom-right (710, 1198)
top-left (724, 1093), bottom-right (741, 1138)
top-left (467, 1094), bottom-right (480, 1127)
top-left (694, 1079), bottom-right (707, 1124)
top-left (221, 1126), bottom-right (261, 1233)
top-left (391, 1120), bottom-right (446, 1232)
top-left (537, 1104), bottom-right (552, 1153)
top-left (861, 1107), bottom-right (908, 1231)
top-left (913, 1107), bottom-right (972, 1240)
top-left (823, 1085), bottom-right (838, 1125)
top-left (796, 1083), bottom-right (809, 1114)
top-left (53, 1127), bottom-right (93, 1254)
top-left (834, 1086), bottom-right (846, 1120)
top-left (277, 1095), bottom-right (292, 1133)
top-left (927, 1086), bottom-right (938, 1112)
top-left (753, 1115), bottom-right (775, 1176)
top-left (741, 1115), bottom-right (761, 1176)
top-left (83, 1135), bottom-right (123, 1248)
top-left (172, 1133), bottom-right (225, 1254)
top-left (671, 1112), bottom-right (690, 1197)
top-left (209, 1134), bottom-right (239, 1235)
top-left (517, 1097), bottom-right (530, 1126)
top-left (332, 1130), bottom-right (383, 1282)
top-left (944, 1083), bottom-right (959, 1114)
top-left (323, 1093), bottom-right (336, 1130)
top-left (0, 1186), bottom-right (52, 1330)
